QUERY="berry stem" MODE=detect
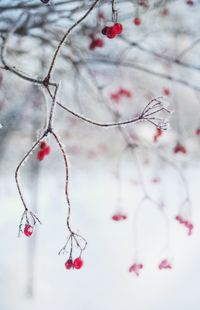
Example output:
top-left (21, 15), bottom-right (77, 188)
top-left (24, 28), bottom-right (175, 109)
top-left (15, 133), bottom-right (47, 213)
top-left (51, 130), bottom-right (72, 232)
top-left (111, 0), bottom-right (118, 23)
top-left (45, 0), bottom-right (101, 82)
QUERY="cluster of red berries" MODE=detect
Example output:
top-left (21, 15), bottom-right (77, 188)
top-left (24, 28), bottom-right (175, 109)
top-left (24, 224), bottom-right (33, 237)
top-left (89, 38), bottom-right (104, 50)
top-left (153, 128), bottom-right (163, 143)
top-left (110, 88), bottom-right (132, 102)
top-left (173, 143), bottom-right (187, 154)
top-left (175, 215), bottom-right (193, 236)
top-left (37, 141), bottom-right (50, 161)
top-left (158, 259), bottom-right (172, 270)
top-left (133, 17), bottom-right (141, 26)
top-left (129, 259), bottom-right (173, 275)
top-left (129, 263), bottom-right (143, 276)
top-left (65, 257), bottom-right (83, 270)
top-left (102, 23), bottom-right (123, 39)
top-left (112, 213), bottom-right (127, 221)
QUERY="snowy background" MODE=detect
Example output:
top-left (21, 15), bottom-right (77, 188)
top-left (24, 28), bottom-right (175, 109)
top-left (1, 141), bottom-right (200, 310)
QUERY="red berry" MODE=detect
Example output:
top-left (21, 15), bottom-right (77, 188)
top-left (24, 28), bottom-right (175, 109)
top-left (89, 39), bottom-right (104, 50)
top-left (40, 141), bottom-right (47, 149)
top-left (37, 150), bottom-right (45, 161)
top-left (24, 225), bottom-right (33, 237)
top-left (73, 257), bottom-right (83, 269)
top-left (134, 17), bottom-right (141, 26)
top-left (65, 259), bottom-right (73, 270)
top-left (111, 93), bottom-right (120, 102)
top-left (158, 259), bottom-right (172, 270)
top-left (153, 128), bottom-right (163, 142)
top-left (119, 88), bottom-right (132, 97)
top-left (89, 41), bottom-right (97, 50)
top-left (174, 143), bottom-right (187, 154)
top-left (129, 263), bottom-right (143, 276)
top-left (163, 87), bottom-right (170, 96)
top-left (96, 39), bottom-right (104, 47)
top-left (44, 146), bottom-right (50, 155)
top-left (112, 213), bottom-right (127, 221)
top-left (112, 214), bottom-right (121, 221)
top-left (102, 26), bottom-right (108, 35)
top-left (188, 223), bottom-right (194, 235)
top-left (113, 23), bottom-right (123, 35)
top-left (175, 215), bottom-right (181, 221)
top-left (156, 128), bottom-right (162, 136)
top-left (186, 0), bottom-right (194, 6)
top-left (196, 128), bottom-right (200, 135)
top-left (106, 26), bottom-right (117, 39)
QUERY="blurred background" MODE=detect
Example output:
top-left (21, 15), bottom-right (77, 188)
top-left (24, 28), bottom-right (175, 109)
top-left (1, 0), bottom-right (200, 309)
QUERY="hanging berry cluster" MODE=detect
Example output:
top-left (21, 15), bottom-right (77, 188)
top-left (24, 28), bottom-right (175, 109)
top-left (65, 257), bottom-right (83, 270)
top-left (18, 209), bottom-right (41, 238)
top-left (102, 23), bottom-right (123, 39)
top-left (110, 88), bottom-right (132, 102)
top-left (173, 142), bottom-right (187, 154)
top-left (89, 37), bottom-right (104, 50)
top-left (175, 215), bottom-right (193, 235)
top-left (129, 263), bottom-right (143, 276)
top-left (58, 231), bottom-right (87, 271)
top-left (158, 259), bottom-right (172, 270)
top-left (112, 213), bottom-right (127, 221)
top-left (128, 259), bottom-right (173, 276)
